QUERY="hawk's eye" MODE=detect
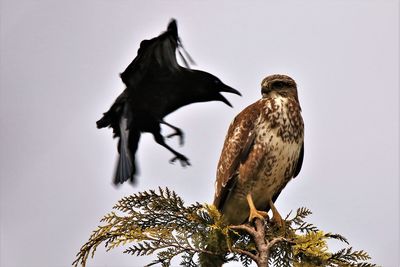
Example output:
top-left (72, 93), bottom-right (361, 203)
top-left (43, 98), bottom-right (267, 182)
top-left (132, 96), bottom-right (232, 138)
top-left (273, 81), bottom-right (284, 89)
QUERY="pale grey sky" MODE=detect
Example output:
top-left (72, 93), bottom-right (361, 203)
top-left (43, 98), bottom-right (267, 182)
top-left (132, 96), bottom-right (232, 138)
top-left (0, 0), bottom-right (399, 266)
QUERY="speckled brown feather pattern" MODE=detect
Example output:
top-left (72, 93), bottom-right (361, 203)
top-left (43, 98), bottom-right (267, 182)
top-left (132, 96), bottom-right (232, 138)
top-left (213, 74), bottom-right (304, 225)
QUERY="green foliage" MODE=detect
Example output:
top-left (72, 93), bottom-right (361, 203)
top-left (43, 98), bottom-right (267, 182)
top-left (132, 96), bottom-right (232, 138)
top-left (73, 188), bottom-right (378, 267)
top-left (73, 187), bottom-right (226, 267)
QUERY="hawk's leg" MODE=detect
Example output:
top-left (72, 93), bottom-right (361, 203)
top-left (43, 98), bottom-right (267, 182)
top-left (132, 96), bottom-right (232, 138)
top-left (268, 199), bottom-right (285, 228)
top-left (246, 194), bottom-right (269, 222)
top-left (153, 131), bottom-right (191, 167)
top-left (160, 120), bottom-right (184, 146)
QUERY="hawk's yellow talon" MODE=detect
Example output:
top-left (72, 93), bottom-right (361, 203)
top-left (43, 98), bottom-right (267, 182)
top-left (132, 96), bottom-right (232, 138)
top-left (269, 199), bottom-right (285, 228)
top-left (246, 194), bottom-right (269, 222)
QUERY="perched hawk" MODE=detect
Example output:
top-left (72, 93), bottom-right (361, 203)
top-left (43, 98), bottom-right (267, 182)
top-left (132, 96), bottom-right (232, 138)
top-left (213, 74), bottom-right (304, 226)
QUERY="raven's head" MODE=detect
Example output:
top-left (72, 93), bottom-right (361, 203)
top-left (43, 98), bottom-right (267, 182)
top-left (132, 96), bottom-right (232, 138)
top-left (194, 70), bottom-right (241, 107)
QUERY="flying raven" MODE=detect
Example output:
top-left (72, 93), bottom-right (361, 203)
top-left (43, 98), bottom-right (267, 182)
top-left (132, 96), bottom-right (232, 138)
top-left (96, 19), bottom-right (241, 185)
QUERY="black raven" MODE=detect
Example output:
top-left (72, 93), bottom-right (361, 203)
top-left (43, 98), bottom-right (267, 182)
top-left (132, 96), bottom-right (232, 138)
top-left (96, 19), bottom-right (241, 185)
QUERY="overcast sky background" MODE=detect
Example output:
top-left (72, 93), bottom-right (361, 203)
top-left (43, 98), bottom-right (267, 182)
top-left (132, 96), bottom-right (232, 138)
top-left (0, 1), bottom-right (399, 266)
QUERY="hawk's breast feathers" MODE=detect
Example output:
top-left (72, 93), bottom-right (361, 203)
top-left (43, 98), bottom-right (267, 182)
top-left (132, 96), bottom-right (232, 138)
top-left (213, 86), bottom-right (304, 224)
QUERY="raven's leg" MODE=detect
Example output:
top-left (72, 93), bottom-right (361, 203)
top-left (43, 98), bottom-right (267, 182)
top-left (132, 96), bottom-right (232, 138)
top-left (160, 120), bottom-right (184, 146)
top-left (153, 131), bottom-right (191, 166)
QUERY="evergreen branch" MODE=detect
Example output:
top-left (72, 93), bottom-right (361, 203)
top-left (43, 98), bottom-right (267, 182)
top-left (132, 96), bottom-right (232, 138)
top-left (230, 224), bottom-right (258, 237)
top-left (325, 233), bottom-right (349, 245)
top-left (73, 188), bottom-right (378, 267)
top-left (232, 247), bottom-right (258, 261)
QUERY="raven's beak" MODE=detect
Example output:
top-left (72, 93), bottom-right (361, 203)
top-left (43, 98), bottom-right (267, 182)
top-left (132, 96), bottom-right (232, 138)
top-left (217, 84), bottom-right (241, 107)
top-left (220, 83), bottom-right (242, 96)
top-left (217, 94), bottom-right (233, 107)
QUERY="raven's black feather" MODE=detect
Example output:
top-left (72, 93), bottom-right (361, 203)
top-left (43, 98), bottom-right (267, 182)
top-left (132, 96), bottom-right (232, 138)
top-left (97, 19), bottom-right (241, 184)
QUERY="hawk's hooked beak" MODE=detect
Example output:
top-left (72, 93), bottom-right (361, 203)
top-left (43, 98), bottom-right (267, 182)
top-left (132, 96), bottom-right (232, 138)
top-left (218, 84), bottom-right (241, 107)
top-left (261, 86), bottom-right (271, 97)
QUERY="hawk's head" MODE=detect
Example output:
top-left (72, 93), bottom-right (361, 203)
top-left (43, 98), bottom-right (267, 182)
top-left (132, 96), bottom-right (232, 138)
top-left (261, 74), bottom-right (298, 98)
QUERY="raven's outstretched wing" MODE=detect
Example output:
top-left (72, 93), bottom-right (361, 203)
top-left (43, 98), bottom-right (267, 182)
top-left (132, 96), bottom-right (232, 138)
top-left (97, 19), bottom-right (239, 185)
top-left (120, 19), bottom-right (193, 87)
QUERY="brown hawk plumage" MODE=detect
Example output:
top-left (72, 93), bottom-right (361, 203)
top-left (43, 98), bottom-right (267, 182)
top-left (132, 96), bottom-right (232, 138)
top-left (213, 74), bottom-right (304, 226)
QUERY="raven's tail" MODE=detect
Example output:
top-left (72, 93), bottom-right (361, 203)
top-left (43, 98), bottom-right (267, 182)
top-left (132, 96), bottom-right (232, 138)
top-left (113, 116), bottom-right (140, 185)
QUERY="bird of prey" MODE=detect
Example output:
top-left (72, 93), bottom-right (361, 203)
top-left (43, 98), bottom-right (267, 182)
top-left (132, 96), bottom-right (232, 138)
top-left (213, 74), bottom-right (304, 226)
top-left (96, 19), bottom-right (240, 185)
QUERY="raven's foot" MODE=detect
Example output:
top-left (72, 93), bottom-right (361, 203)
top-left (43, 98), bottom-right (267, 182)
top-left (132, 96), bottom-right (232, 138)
top-left (166, 128), bottom-right (184, 146)
top-left (169, 153), bottom-right (191, 167)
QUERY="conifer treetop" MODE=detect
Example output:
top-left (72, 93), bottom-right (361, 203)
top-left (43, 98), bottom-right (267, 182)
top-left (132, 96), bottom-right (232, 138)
top-left (73, 187), bottom-right (378, 267)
